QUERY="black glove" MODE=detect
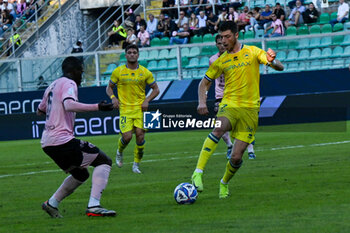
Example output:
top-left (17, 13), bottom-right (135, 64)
top-left (98, 101), bottom-right (114, 111)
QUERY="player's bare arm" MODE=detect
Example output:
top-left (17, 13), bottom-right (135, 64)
top-left (142, 82), bottom-right (160, 111)
top-left (106, 81), bottom-right (119, 109)
top-left (197, 78), bottom-right (211, 115)
top-left (267, 48), bottom-right (284, 71)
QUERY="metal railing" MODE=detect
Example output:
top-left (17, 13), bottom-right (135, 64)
top-left (0, 0), bottom-right (73, 59)
top-left (1, 29), bottom-right (349, 93)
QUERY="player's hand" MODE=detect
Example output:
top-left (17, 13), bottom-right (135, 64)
top-left (98, 101), bottom-right (114, 111)
top-left (111, 97), bottom-right (119, 109)
top-left (141, 100), bottom-right (149, 111)
top-left (197, 103), bottom-right (209, 115)
top-left (266, 48), bottom-right (276, 62)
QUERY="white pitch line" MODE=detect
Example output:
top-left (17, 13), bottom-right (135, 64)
top-left (1, 140), bottom-right (350, 179)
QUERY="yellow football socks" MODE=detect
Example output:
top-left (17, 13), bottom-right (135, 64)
top-left (196, 133), bottom-right (219, 171)
top-left (118, 137), bottom-right (128, 153)
top-left (134, 141), bottom-right (145, 163)
top-left (222, 160), bottom-right (243, 184)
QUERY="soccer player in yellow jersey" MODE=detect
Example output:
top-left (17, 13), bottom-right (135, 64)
top-left (106, 44), bottom-right (159, 174)
top-left (191, 21), bottom-right (284, 198)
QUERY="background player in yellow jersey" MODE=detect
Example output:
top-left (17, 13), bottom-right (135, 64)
top-left (106, 44), bottom-right (159, 173)
top-left (192, 21), bottom-right (284, 198)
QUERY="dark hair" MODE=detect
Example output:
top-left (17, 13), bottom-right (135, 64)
top-left (254, 7), bottom-right (260, 11)
top-left (62, 56), bottom-right (82, 74)
top-left (215, 34), bottom-right (222, 43)
top-left (125, 44), bottom-right (139, 53)
top-left (276, 2), bottom-right (280, 5)
top-left (219, 21), bottom-right (238, 34)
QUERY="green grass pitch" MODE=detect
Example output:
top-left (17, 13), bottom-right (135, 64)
top-left (1, 121), bottom-right (350, 233)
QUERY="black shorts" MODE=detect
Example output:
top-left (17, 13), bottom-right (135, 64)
top-left (43, 138), bottom-right (100, 172)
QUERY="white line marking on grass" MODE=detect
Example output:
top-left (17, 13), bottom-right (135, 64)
top-left (1, 140), bottom-right (350, 179)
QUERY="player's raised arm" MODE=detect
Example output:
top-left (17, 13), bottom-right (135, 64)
top-left (197, 77), bottom-right (211, 115)
top-left (267, 48), bottom-right (284, 71)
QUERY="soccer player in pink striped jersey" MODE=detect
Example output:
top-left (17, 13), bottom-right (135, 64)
top-left (37, 56), bottom-right (116, 218)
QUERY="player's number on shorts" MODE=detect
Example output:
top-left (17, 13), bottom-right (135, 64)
top-left (121, 116), bottom-right (126, 125)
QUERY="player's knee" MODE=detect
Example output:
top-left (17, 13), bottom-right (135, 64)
top-left (91, 151), bottom-right (112, 167)
top-left (212, 128), bottom-right (225, 138)
top-left (70, 168), bottom-right (89, 182)
top-left (123, 134), bottom-right (132, 143)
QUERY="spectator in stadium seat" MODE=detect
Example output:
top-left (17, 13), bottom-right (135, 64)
top-left (218, 10), bottom-right (228, 27)
top-left (287, 0), bottom-right (304, 9)
top-left (194, 10), bottom-right (207, 36)
top-left (175, 0), bottom-right (190, 13)
top-left (125, 8), bottom-right (136, 24)
top-left (169, 23), bottom-right (192, 44)
top-left (303, 3), bottom-right (318, 24)
top-left (254, 4), bottom-right (272, 33)
top-left (176, 10), bottom-right (189, 30)
top-left (285, 0), bottom-right (305, 28)
top-left (137, 25), bottom-right (150, 47)
top-left (227, 7), bottom-right (239, 22)
top-left (134, 14), bottom-right (147, 35)
top-left (229, 0), bottom-right (242, 10)
top-left (16, 0), bottom-right (27, 17)
top-left (162, 0), bottom-right (177, 19)
top-left (123, 28), bottom-right (137, 49)
top-left (1, 0), bottom-right (15, 19)
top-left (207, 10), bottom-right (220, 34)
top-left (273, 3), bottom-right (285, 21)
top-left (0, 9), bottom-right (13, 38)
top-left (164, 14), bottom-right (177, 37)
top-left (330, 0), bottom-right (349, 27)
top-left (107, 20), bottom-right (127, 48)
top-left (71, 40), bottom-right (83, 53)
top-left (237, 6), bottom-right (250, 31)
top-left (245, 7), bottom-right (260, 32)
top-left (146, 14), bottom-right (158, 39)
top-left (152, 13), bottom-right (166, 39)
top-left (189, 12), bottom-right (199, 30)
top-left (187, 0), bottom-right (203, 16)
top-left (36, 76), bottom-right (48, 90)
top-left (264, 13), bottom-right (284, 37)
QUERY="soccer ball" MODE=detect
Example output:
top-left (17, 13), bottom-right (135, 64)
top-left (173, 182), bottom-right (198, 204)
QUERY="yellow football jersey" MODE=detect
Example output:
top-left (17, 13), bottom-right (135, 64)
top-left (110, 64), bottom-right (155, 113)
top-left (205, 45), bottom-right (268, 108)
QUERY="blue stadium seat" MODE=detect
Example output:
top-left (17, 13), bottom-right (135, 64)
top-left (139, 60), bottom-right (148, 67)
top-left (151, 38), bottom-right (161, 46)
top-left (297, 38), bottom-right (309, 49)
top-left (158, 49), bottom-right (169, 60)
top-left (332, 35), bottom-right (344, 45)
top-left (333, 23), bottom-right (344, 32)
top-left (320, 37), bottom-right (332, 47)
top-left (309, 25), bottom-right (321, 34)
top-left (276, 51), bottom-right (286, 61)
top-left (319, 13), bottom-right (330, 24)
top-left (298, 62), bottom-right (307, 71)
top-left (286, 26), bottom-right (297, 36)
top-left (147, 60), bottom-right (158, 71)
top-left (298, 49), bottom-right (310, 60)
top-left (103, 63), bottom-right (117, 75)
top-left (287, 63), bottom-right (299, 72)
top-left (321, 24), bottom-right (332, 33)
top-left (331, 46), bottom-right (344, 58)
top-left (285, 50), bottom-right (298, 61)
top-left (169, 48), bottom-right (177, 58)
top-left (244, 31), bottom-right (254, 40)
top-left (255, 29), bottom-right (264, 39)
top-left (139, 50), bottom-right (148, 61)
top-left (310, 48), bottom-right (322, 59)
top-left (309, 37), bottom-right (321, 48)
top-left (310, 60), bottom-right (321, 70)
top-left (333, 58), bottom-right (344, 68)
top-left (342, 46), bottom-right (350, 57)
top-left (167, 71), bottom-right (178, 79)
top-left (321, 47), bottom-right (332, 58)
top-left (341, 35), bottom-right (350, 45)
top-left (198, 56), bottom-right (209, 68)
top-left (277, 40), bottom-right (288, 50)
top-left (160, 37), bottom-right (170, 46)
top-left (191, 36), bottom-right (203, 44)
top-left (157, 59), bottom-right (168, 70)
top-left (156, 71), bottom-right (167, 80)
top-left (297, 26), bottom-right (309, 35)
top-left (186, 58), bottom-right (200, 68)
top-left (119, 53), bottom-right (126, 62)
top-left (188, 47), bottom-right (201, 58)
top-left (181, 47), bottom-right (191, 57)
top-left (203, 34), bottom-right (215, 43)
top-left (168, 59), bottom-right (178, 69)
top-left (266, 40), bottom-right (278, 50)
top-left (321, 59), bottom-right (332, 69)
top-left (147, 50), bottom-right (159, 60)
